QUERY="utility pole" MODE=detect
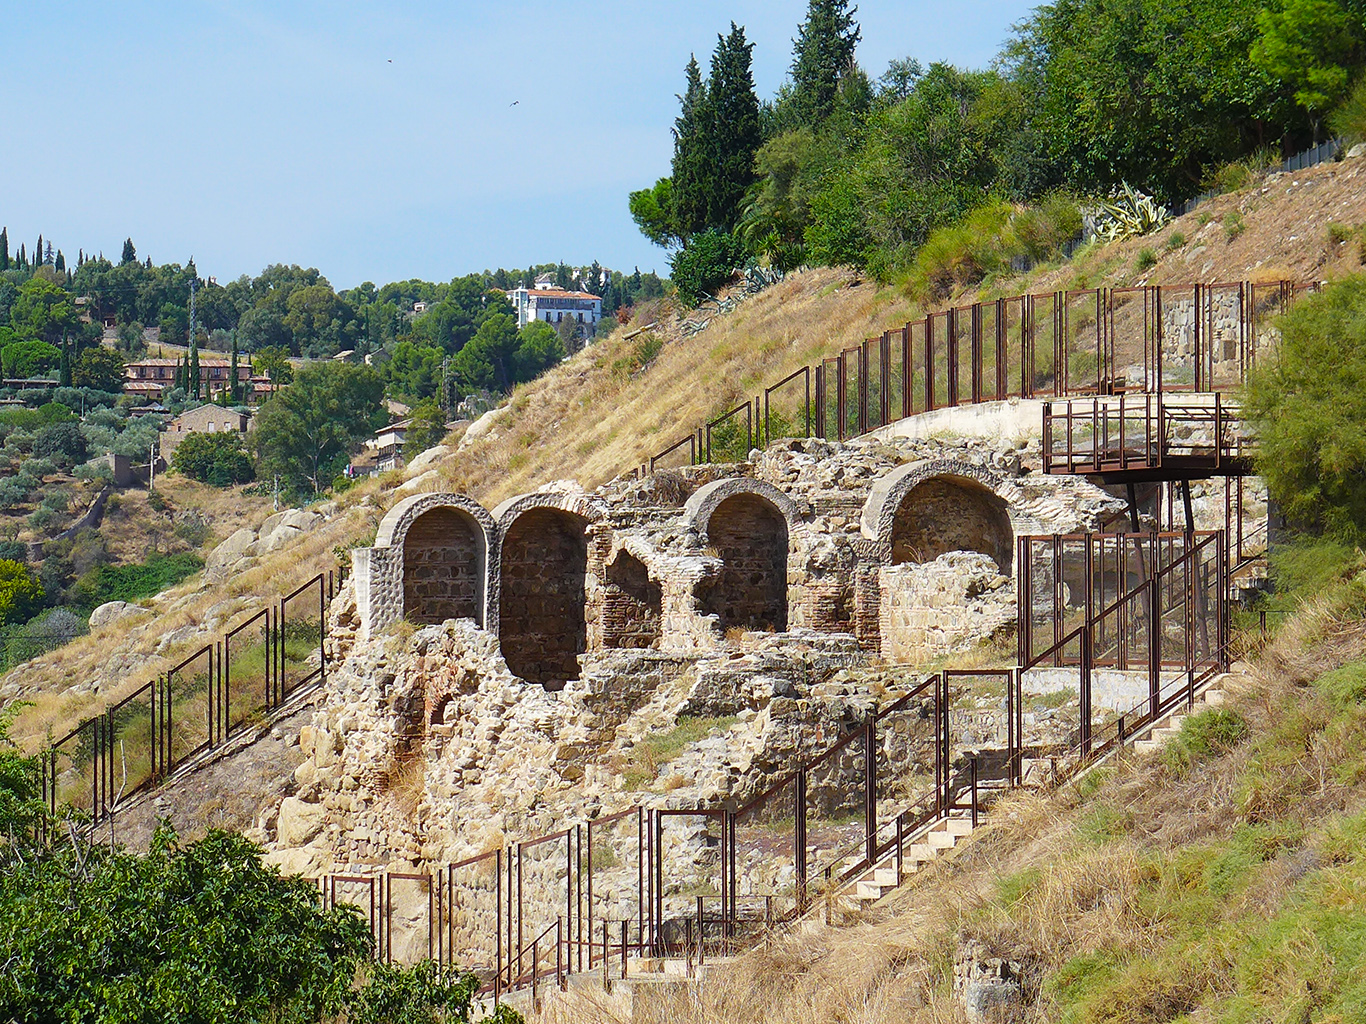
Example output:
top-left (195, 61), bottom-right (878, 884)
top-left (273, 474), bottom-right (279, 512)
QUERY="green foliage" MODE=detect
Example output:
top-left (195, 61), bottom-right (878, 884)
top-left (0, 560), bottom-right (44, 626)
top-left (1223, 210), bottom-right (1247, 240)
top-left (1162, 708), bottom-right (1250, 773)
top-left (629, 177), bottom-right (683, 249)
top-left (1165, 231), bottom-right (1187, 250)
top-left (73, 552), bottom-right (203, 608)
top-left (32, 420), bottom-right (87, 466)
top-left (512, 319), bottom-right (565, 381)
top-left (1330, 72), bottom-right (1366, 141)
top-left (253, 362), bottom-right (386, 494)
top-left (252, 344), bottom-right (294, 385)
top-left (1245, 275), bottom-right (1366, 541)
top-left (1135, 247), bottom-right (1158, 270)
top-left (403, 399), bottom-right (448, 459)
top-left (385, 340), bottom-right (444, 400)
top-left (787, 0), bottom-right (862, 128)
top-left (0, 339), bottom-right (60, 378)
top-left (171, 431), bottom-right (254, 486)
top-left (670, 230), bottom-right (747, 305)
top-left (1090, 183), bottom-right (1172, 242)
top-left (1251, 0), bottom-right (1363, 132)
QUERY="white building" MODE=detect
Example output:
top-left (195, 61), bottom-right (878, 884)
top-left (505, 286), bottom-right (603, 331)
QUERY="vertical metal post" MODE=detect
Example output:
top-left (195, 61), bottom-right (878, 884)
top-left (794, 768), bottom-right (808, 912)
top-left (864, 721), bottom-right (877, 868)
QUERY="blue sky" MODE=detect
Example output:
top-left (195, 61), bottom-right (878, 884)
top-left (1, 1), bottom-right (1036, 290)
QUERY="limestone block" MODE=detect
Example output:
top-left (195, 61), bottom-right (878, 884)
top-left (277, 796), bottom-right (327, 847)
top-left (263, 844), bottom-right (332, 878)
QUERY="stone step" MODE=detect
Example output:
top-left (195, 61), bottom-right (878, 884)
top-left (1132, 738), bottom-right (1161, 756)
top-left (904, 842), bottom-right (936, 862)
top-left (943, 817), bottom-right (975, 837)
top-left (1203, 688), bottom-right (1227, 707)
top-left (855, 880), bottom-right (890, 901)
top-left (871, 866), bottom-right (899, 886)
top-left (927, 830), bottom-right (957, 850)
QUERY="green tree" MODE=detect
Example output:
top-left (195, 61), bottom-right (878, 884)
top-left (706, 24), bottom-right (763, 231)
top-left (0, 339), bottom-right (60, 378)
top-left (670, 229), bottom-right (747, 304)
top-left (0, 560), bottom-right (43, 626)
top-left (120, 237), bottom-right (136, 265)
top-left (0, 227), bottom-right (7, 272)
top-left (789, 0), bottom-right (862, 127)
top-left (629, 177), bottom-right (684, 249)
top-left (8, 276), bottom-right (77, 345)
top-left (450, 312), bottom-right (520, 392)
top-left (117, 320), bottom-right (146, 355)
top-left (1246, 275), bottom-right (1366, 541)
top-left (402, 398), bottom-right (448, 458)
top-left (672, 54), bottom-right (712, 238)
top-left (253, 345), bottom-right (294, 387)
top-left (73, 346), bottom-right (126, 392)
top-left (513, 319), bottom-right (566, 382)
top-left (229, 335), bottom-right (241, 401)
top-left (171, 431), bottom-right (254, 486)
top-left (1251, 0), bottom-right (1364, 141)
top-left (253, 362), bottom-right (385, 493)
top-left (385, 340), bottom-right (445, 399)
top-left (33, 421), bottom-right (88, 466)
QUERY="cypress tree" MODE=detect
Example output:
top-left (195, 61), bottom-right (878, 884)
top-left (0, 227), bottom-right (8, 271)
top-left (791, 0), bottom-right (860, 127)
top-left (189, 335), bottom-right (200, 399)
top-left (121, 238), bottom-right (136, 265)
top-left (705, 23), bottom-right (762, 232)
top-left (17, 243), bottom-right (25, 267)
top-left (671, 54), bottom-right (711, 238)
top-left (35, 235), bottom-right (42, 266)
top-left (54, 250), bottom-right (65, 273)
top-left (229, 335), bottom-right (240, 403)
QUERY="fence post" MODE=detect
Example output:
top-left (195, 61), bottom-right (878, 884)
top-left (794, 767), bottom-right (808, 913)
top-left (864, 720), bottom-right (877, 868)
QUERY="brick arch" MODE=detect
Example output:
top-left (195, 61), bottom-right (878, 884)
top-left (861, 460), bottom-right (1017, 572)
top-left (373, 493), bottom-right (498, 629)
top-left (685, 479), bottom-right (796, 633)
top-left (493, 492), bottom-right (607, 688)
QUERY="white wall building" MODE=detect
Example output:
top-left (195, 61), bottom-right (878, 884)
top-left (505, 286), bottom-right (603, 331)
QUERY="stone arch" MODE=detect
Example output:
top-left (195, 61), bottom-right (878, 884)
top-left (372, 492), bottom-right (497, 629)
top-left (685, 479), bottom-right (797, 633)
top-left (602, 547), bottom-right (662, 649)
top-left (861, 460), bottom-right (1015, 572)
top-left (493, 492), bottom-right (606, 687)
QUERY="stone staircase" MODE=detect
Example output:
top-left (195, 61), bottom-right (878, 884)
top-left (848, 813), bottom-right (977, 906)
top-left (1130, 675), bottom-right (1229, 756)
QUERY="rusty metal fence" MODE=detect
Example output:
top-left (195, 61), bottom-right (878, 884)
top-left (42, 572), bottom-right (335, 827)
top-left (637, 279), bottom-right (1315, 475)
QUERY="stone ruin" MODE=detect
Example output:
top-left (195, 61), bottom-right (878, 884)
top-left (264, 428), bottom-right (1261, 959)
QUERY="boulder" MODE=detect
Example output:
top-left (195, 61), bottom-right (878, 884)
top-left (263, 843), bottom-right (332, 878)
top-left (205, 527), bottom-right (258, 577)
top-left (456, 405), bottom-right (508, 451)
top-left (404, 444), bottom-right (452, 478)
top-left (89, 600), bottom-right (139, 629)
top-left (259, 509), bottom-right (322, 553)
top-left (1348, 142), bottom-right (1366, 159)
top-left (276, 796), bottom-right (327, 847)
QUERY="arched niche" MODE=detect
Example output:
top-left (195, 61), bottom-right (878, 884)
top-left (372, 492), bottom-right (498, 630)
top-left (860, 460), bottom-right (1015, 573)
top-left (685, 480), bottom-right (797, 633)
top-left (602, 549), bottom-right (662, 649)
top-left (495, 499), bottom-right (596, 687)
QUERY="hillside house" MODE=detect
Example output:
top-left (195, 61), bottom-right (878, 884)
top-left (161, 404), bottom-right (251, 459)
top-left (505, 286), bottom-right (602, 331)
top-left (124, 356), bottom-right (254, 401)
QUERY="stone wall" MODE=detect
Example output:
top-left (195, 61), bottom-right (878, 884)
top-left (601, 550), bottom-right (662, 649)
top-left (402, 508), bottom-right (483, 626)
top-left (499, 507), bottom-right (588, 686)
top-left (699, 493), bottom-right (789, 632)
top-left (879, 553), bottom-right (1015, 663)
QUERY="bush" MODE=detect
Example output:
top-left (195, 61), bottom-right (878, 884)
top-left (171, 431), bottom-right (254, 486)
top-left (0, 560), bottom-right (44, 626)
top-left (1329, 74), bottom-right (1366, 143)
top-left (1162, 708), bottom-right (1249, 774)
top-left (670, 230), bottom-right (747, 305)
top-left (1135, 247), bottom-right (1157, 270)
top-left (73, 552), bottom-right (203, 608)
top-left (1246, 275), bottom-right (1366, 541)
top-left (32, 421), bottom-right (87, 466)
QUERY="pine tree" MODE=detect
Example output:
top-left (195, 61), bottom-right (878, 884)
top-left (189, 335), bottom-right (201, 400)
top-left (705, 23), bottom-right (762, 232)
top-left (0, 227), bottom-right (8, 271)
top-left (44, 241), bottom-right (54, 266)
top-left (790, 0), bottom-right (860, 127)
top-left (121, 238), bottom-right (136, 265)
top-left (671, 54), bottom-right (711, 238)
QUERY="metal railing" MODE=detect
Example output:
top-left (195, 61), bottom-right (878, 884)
top-left (636, 279), bottom-right (1316, 475)
top-left (41, 572), bottom-right (335, 827)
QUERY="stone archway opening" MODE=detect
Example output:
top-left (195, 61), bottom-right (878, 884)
top-left (603, 551), bottom-right (662, 649)
top-left (402, 506), bottom-right (486, 626)
top-left (499, 507), bottom-right (588, 688)
top-left (889, 476), bottom-right (1012, 571)
top-left (701, 493), bottom-right (789, 632)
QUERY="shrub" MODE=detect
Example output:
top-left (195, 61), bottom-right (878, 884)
top-left (1165, 231), bottom-right (1186, 250)
top-left (32, 421), bottom-right (87, 466)
top-left (1223, 210), bottom-right (1246, 241)
top-left (1246, 275), bottom-right (1366, 540)
top-left (1329, 73), bottom-right (1366, 143)
top-left (171, 431), bottom-right (254, 486)
top-left (1162, 708), bottom-right (1249, 773)
top-left (1135, 247), bottom-right (1157, 270)
top-left (0, 560), bottom-right (44, 626)
top-left (670, 230), bottom-right (747, 305)
top-left (73, 552), bottom-right (203, 608)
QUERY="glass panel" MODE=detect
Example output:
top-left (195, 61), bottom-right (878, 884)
top-left (280, 578), bottom-right (325, 700)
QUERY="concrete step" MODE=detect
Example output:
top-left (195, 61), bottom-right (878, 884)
top-left (870, 866), bottom-right (899, 886)
top-left (1203, 689), bottom-right (1227, 707)
top-left (855, 880), bottom-right (890, 900)
top-left (1132, 738), bottom-right (1161, 756)
top-left (904, 842), bottom-right (936, 861)
top-left (927, 830), bottom-right (956, 850)
top-left (943, 817), bottom-right (975, 837)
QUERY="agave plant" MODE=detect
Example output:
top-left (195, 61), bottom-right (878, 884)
top-left (1087, 183), bottom-right (1172, 242)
